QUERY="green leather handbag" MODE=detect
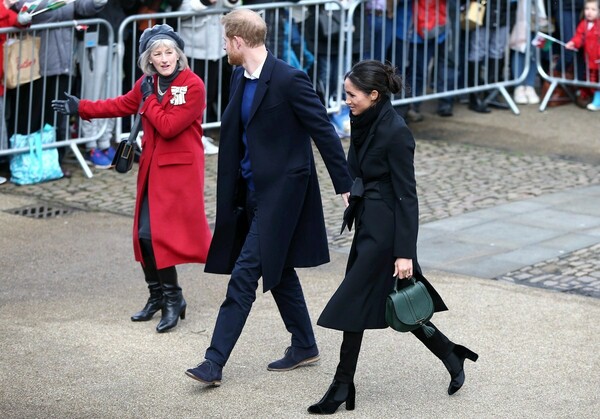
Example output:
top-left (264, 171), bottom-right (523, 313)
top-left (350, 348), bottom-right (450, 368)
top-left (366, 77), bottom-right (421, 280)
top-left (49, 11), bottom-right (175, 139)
top-left (385, 277), bottom-right (435, 337)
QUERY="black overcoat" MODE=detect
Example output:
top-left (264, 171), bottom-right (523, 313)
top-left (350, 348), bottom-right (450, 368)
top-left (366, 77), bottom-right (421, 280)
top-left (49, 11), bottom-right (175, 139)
top-left (204, 52), bottom-right (353, 292)
top-left (317, 100), bottom-right (448, 332)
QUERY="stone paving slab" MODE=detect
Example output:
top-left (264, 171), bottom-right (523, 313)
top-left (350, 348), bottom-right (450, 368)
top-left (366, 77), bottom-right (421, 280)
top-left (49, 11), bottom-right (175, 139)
top-left (417, 185), bottom-right (600, 297)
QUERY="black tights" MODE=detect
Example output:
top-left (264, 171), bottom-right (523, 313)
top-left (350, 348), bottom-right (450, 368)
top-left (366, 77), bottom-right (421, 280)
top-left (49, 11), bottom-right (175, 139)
top-left (139, 239), bottom-right (177, 286)
top-left (334, 322), bottom-right (454, 383)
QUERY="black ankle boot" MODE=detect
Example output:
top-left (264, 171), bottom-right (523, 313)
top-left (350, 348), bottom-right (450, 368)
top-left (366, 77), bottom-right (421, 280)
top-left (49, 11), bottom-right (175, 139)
top-left (131, 281), bottom-right (163, 322)
top-left (307, 380), bottom-right (355, 414)
top-left (156, 283), bottom-right (186, 333)
top-left (442, 345), bottom-right (479, 395)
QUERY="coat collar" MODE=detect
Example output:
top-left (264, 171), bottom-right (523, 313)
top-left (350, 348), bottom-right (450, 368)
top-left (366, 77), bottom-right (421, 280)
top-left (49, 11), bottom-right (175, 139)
top-left (246, 51), bottom-right (276, 123)
top-left (154, 69), bottom-right (190, 104)
top-left (350, 99), bottom-right (395, 170)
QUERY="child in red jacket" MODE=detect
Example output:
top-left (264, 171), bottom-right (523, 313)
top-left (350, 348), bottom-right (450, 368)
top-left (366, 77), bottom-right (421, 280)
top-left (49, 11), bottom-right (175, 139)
top-left (566, 0), bottom-right (600, 111)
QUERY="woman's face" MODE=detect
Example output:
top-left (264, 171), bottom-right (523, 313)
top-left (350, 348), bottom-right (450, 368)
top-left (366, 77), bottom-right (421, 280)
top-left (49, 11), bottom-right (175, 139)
top-left (149, 44), bottom-right (179, 77)
top-left (344, 78), bottom-right (376, 116)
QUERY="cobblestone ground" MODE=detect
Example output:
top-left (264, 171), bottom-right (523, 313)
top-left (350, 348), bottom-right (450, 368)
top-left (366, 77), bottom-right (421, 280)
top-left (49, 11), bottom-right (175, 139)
top-left (3, 139), bottom-right (600, 298)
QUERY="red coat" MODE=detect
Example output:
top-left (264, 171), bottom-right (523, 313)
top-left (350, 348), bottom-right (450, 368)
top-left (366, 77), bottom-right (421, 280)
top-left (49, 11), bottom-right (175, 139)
top-left (570, 19), bottom-right (600, 70)
top-left (79, 69), bottom-right (212, 268)
top-left (414, 0), bottom-right (447, 39)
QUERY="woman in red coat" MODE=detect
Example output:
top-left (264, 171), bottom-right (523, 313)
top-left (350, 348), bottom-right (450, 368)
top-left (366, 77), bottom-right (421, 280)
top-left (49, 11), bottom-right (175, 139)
top-left (52, 24), bottom-right (211, 333)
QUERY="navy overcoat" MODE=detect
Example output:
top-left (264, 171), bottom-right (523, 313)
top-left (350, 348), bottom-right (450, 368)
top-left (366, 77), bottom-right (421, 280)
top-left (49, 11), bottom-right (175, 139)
top-left (204, 52), bottom-right (352, 291)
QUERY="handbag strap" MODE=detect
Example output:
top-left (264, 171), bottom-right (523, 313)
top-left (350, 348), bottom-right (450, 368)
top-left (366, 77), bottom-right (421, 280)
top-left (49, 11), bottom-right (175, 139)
top-left (125, 99), bottom-right (146, 145)
top-left (393, 276), bottom-right (416, 291)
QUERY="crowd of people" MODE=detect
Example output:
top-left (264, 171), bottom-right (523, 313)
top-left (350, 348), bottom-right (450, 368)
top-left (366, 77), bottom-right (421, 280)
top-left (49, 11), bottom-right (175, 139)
top-left (0, 0), bottom-right (598, 185)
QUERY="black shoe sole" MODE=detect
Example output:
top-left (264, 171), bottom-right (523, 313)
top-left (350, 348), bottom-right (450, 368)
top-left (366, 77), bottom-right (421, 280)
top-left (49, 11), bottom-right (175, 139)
top-left (185, 371), bottom-right (222, 386)
top-left (267, 355), bottom-right (321, 372)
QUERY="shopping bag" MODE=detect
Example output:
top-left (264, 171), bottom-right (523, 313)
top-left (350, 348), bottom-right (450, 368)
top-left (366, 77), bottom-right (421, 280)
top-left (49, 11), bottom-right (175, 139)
top-left (460, 1), bottom-right (487, 30)
top-left (9, 124), bottom-right (63, 185)
top-left (4, 35), bottom-right (42, 89)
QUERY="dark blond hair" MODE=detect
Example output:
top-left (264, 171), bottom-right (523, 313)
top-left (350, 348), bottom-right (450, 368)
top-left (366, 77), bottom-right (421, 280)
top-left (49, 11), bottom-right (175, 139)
top-left (221, 9), bottom-right (267, 48)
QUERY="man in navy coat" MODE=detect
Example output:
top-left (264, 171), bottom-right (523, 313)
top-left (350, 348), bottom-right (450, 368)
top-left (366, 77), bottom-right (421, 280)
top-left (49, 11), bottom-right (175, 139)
top-left (185, 8), bottom-right (352, 386)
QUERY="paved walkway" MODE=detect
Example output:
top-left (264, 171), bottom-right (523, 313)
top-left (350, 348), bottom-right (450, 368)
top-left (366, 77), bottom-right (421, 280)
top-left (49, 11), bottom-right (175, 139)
top-left (3, 131), bottom-right (600, 300)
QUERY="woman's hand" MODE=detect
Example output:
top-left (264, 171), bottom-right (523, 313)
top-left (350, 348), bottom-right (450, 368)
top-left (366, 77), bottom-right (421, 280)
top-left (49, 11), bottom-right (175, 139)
top-left (51, 92), bottom-right (80, 115)
top-left (565, 41), bottom-right (576, 51)
top-left (342, 192), bottom-right (350, 207)
top-left (141, 76), bottom-right (154, 99)
top-left (393, 258), bottom-right (413, 279)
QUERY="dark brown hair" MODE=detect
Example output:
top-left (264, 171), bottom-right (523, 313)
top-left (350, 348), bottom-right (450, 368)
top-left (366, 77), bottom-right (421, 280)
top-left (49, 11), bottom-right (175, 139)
top-left (344, 60), bottom-right (404, 100)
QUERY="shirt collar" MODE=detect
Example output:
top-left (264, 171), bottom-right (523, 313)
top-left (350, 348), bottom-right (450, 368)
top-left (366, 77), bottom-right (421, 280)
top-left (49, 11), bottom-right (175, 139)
top-left (244, 54), bottom-right (267, 80)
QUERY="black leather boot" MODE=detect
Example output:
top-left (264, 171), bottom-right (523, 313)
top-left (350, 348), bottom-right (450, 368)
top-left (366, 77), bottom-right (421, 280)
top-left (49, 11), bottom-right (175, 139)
top-left (130, 280), bottom-right (163, 321)
top-left (156, 267), bottom-right (186, 333)
top-left (442, 345), bottom-right (479, 395)
top-left (307, 380), bottom-right (356, 414)
top-left (412, 322), bottom-right (478, 395)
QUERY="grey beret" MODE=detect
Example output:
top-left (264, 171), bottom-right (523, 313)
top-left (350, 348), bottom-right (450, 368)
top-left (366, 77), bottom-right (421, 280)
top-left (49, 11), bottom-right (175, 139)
top-left (139, 24), bottom-right (185, 54)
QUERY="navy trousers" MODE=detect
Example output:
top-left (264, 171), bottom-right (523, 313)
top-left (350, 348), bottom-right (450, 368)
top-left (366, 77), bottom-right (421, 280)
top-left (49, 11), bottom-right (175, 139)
top-left (205, 189), bottom-right (316, 367)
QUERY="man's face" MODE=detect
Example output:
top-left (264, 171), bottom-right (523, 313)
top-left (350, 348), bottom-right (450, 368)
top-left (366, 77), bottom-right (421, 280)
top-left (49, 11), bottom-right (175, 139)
top-left (224, 36), bottom-right (243, 66)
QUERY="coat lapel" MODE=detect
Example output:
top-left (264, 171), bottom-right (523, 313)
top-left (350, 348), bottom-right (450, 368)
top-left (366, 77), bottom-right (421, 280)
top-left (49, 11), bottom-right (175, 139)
top-left (247, 52), bottom-right (275, 123)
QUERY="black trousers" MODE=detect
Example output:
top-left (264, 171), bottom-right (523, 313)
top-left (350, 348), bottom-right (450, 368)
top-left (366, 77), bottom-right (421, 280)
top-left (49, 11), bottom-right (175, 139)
top-left (139, 238), bottom-right (177, 286)
top-left (334, 321), bottom-right (454, 383)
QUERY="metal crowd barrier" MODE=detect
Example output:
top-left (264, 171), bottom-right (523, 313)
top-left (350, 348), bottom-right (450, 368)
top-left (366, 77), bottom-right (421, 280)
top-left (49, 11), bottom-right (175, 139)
top-left (115, 0), bottom-right (347, 142)
top-left (537, 0), bottom-right (600, 111)
top-left (0, 19), bottom-right (114, 179)
top-left (345, 0), bottom-right (522, 114)
top-left (4, 0), bottom-right (595, 180)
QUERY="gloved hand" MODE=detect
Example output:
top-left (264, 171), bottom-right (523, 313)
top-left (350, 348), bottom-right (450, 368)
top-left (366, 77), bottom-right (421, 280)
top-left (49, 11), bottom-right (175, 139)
top-left (141, 76), bottom-right (154, 99)
top-left (93, 0), bottom-right (108, 6)
top-left (17, 11), bottom-right (32, 26)
top-left (51, 92), bottom-right (80, 115)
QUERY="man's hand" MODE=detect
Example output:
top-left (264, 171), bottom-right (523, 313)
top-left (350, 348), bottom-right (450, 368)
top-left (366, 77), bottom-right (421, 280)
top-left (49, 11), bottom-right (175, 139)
top-left (51, 92), bottom-right (80, 115)
top-left (141, 76), bottom-right (154, 99)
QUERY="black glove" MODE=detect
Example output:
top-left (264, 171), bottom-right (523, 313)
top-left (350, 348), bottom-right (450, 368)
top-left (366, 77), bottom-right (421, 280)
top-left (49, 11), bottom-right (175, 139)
top-left (51, 92), bottom-right (80, 115)
top-left (141, 76), bottom-right (154, 99)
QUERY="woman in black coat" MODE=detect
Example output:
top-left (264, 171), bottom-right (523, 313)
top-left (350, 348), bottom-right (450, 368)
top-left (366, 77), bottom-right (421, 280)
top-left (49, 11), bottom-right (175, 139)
top-left (307, 60), bottom-right (478, 415)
